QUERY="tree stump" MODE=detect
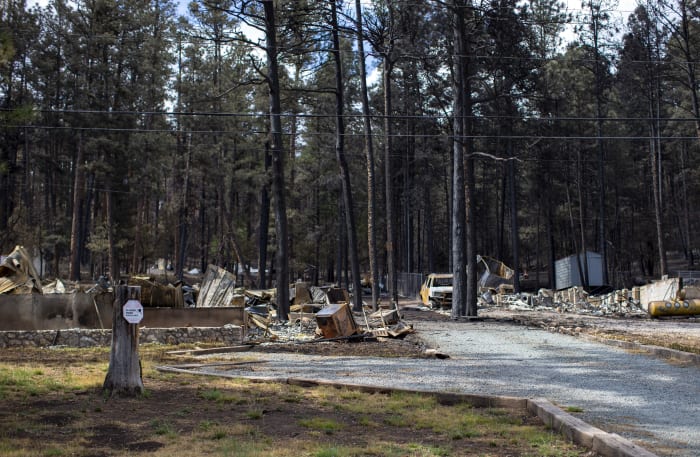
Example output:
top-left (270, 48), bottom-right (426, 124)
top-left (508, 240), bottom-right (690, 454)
top-left (103, 285), bottom-right (144, 397)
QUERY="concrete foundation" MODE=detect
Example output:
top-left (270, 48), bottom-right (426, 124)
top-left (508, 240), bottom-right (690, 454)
top-left (0, 292), bottom-right (244, 331)
top-left (0, 325), bottom-right (244, 348)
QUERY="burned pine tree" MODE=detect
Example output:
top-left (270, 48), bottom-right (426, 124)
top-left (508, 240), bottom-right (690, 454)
top-left (103, 285), bottom-right (144, 397)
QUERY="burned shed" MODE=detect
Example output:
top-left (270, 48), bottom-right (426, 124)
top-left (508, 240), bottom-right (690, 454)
top-left (555, 251), bottom-right (605, 291)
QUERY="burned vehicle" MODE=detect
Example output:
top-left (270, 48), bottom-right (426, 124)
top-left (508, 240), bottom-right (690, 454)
top-left (419, 273), bottom-right (453, 309)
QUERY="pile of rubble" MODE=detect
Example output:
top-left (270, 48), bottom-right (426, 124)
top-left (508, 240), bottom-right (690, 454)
top-left (481, 277), bottom-right (700, 319)
top-left (196, 263), bottom-right (414, 346)
top-left (482, 286), bottom-right (648, 317)
top-left (1, 248), bottom-right (415, 343)
top-left (243, 285), bottom-right (413, 345)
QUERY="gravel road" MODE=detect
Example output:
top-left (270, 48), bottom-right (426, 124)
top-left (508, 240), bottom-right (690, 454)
top-left (207, 319), bottom-right (699, 457)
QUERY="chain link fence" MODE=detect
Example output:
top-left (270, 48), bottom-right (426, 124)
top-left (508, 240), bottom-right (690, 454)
top-left (397, 272), bottom-right (425, 299)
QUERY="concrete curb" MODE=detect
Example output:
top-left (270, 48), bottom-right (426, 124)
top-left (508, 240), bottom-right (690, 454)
top-left (155, 366), bottom-right (659, 457)
top-left (528, 398), bottom-right (658, 457)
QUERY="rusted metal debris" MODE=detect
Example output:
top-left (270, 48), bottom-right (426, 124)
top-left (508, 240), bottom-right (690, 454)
top-left (477, 255), bottom-right (514, 292)
top-left (0, 246), bottom-right (43, 295)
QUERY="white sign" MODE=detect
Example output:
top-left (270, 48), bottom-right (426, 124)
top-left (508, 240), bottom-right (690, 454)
top-left (123, 299), bottom-right (144, 324)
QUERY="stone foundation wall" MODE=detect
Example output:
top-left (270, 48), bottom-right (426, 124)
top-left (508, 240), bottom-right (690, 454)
top-left (0, 325), bottom-right (244, 348)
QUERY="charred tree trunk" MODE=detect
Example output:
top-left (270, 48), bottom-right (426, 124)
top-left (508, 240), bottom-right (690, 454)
top-left (508, 146), bottom-right (520, 294)
top-left (258, 142), bottom-right (271, 289)
top-left (331, 0), bottom-right (363, 312)
top-left (680, 144), bottom-right (693, 267)
top-left (69, 135), bottom-right (84, 281)
top-left (424, 181), bottom-right (435, 272)
top-left (546, 187), bottom-right (556, 289)
top-left (262, 0), bottom-right (289, 321)
top-left (462, 2), bottom-right (478, 317)
top-left (354, 0), bottom-right (380, 310)
top-left (106, 187), bottom-right (118, 284)
top-left (175, 37), bottom-right (188, 281)
top-left (576, 148), bottom-right (589, 288)
top-left (176, 134), bottom-right (191, 282)
top-left (451, 0), bottom-right (467, 319)
top-left (650, 103), bottom-right (667, 277)
top-left (103, 285), bottom-right (144, 397)
top-left (384, 60), bottom-right (397, 306)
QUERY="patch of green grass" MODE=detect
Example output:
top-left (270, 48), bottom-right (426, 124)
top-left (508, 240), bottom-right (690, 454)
top-left (150, 419), bottom-right (176, 438)
top-left (311, 444), bottom-right (408, 457)
top-left (299, 417), bottom-right (344, 434)
top-left (383, 414), bottom-right (408, 427)
top-left (217, 437), bottom-right (271, 457)
top-left (245, 410), bottom-right (263, 420)
top-left (525, 429), bottom-right (587, 456)
top-left (226, 423), bottom-right (259, 438)
top-left (210, 428), bottom-right (227, 440)
top-left (314, 447), bottom-right (342, 457)
top-left (177, 407), bottom-right (192, 416)
top-left (198, 420), bottom-right (217, 431)
top-left (565, 406), bottom-right (584, 413)
top-left (336, 389), bottom-right (365, 401)
top-left (357, 415), bottom-right (376, 427)
top-left (282, 394), bottom-right (303, 403)
top-left (198, 388), bottom-right (244, 404)
top-left (198, 388), bottom-right (224, 401)
top-left (0, 366), bottom-right (64, 398)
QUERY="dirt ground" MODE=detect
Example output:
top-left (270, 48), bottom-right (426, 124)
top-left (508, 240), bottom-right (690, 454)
top-left (0, 344), bottom-right (596, 457)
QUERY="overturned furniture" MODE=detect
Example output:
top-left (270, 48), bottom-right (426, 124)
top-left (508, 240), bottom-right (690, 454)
top-left (315, 303), bottom-right (358, 338)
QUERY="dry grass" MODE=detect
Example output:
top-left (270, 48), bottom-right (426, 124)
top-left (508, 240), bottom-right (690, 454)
top-left (0, 345), bottom-right (596, 457)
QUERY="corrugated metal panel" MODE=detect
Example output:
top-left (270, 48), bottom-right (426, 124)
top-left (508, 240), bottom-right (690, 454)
top-left (554, 255), bottom-right (573, 289)
top-left (585, 251), bottom-right (604, 287)
top-left (555, 251), bottom-right (603, 290)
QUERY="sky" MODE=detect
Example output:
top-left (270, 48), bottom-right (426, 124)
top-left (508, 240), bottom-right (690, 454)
top-left (24, 0), bottom-right (641, 83)
top-left (27, 0), bottom-right (640, 26)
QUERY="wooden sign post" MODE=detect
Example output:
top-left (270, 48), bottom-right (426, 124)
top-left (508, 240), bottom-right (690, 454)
top-left (103, 285), bottom-right (144, 397)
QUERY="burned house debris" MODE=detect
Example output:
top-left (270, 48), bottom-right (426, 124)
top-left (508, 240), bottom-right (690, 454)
top-left (240, 278), bottom-right (414, 346)
top-left (0, 244), bottom-right (414, 351)
top-left (411, 254), bottom-right (700, 320)
top-left (478, 271), bottom-right (700, 319)
top-left (2, 240), bottom-right (698, 352)
top-left (0, 246), bottom-right (43, 295)
top-left (477, 255), bottom-right (515, 294)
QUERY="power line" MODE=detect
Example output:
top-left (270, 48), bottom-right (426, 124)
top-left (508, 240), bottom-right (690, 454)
top-left (5, 123), bottom-right (699, 141)
top-left (6, 108), bottom-right (700, 123)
